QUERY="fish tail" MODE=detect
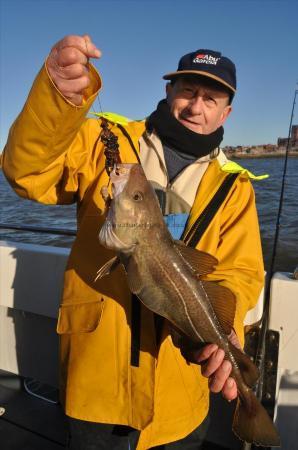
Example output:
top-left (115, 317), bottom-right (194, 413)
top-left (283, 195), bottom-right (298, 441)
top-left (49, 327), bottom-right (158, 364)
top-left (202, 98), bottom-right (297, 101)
top-left (232, 390), bottom-right (280, 447)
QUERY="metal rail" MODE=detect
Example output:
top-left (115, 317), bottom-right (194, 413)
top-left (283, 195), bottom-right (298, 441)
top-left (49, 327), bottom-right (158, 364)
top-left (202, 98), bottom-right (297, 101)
top-left (0, 223), bottom-right (76, 236)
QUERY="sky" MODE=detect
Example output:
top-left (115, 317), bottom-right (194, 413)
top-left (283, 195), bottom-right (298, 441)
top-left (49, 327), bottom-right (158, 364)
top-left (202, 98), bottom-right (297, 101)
top-left (0, 0), bottom-right (298, 150)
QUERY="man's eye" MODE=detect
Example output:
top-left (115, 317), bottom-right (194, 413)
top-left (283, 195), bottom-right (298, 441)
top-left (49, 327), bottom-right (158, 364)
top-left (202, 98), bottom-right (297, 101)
top-left (182, 87), bottom-right (195, 97)
top-left (205, 96), bottom-right (216, 104)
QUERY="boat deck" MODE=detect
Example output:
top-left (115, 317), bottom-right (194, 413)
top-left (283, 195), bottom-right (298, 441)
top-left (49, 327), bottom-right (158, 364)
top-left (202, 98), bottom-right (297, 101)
top-left (0, 370), bottom-right (233, 450)
top-left (0, 371), bottom-right (67, 450)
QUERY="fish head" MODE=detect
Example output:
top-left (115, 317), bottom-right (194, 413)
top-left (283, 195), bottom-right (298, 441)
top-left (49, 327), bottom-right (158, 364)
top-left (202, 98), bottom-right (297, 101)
top-left (99, 164), bottom-right (165, 254)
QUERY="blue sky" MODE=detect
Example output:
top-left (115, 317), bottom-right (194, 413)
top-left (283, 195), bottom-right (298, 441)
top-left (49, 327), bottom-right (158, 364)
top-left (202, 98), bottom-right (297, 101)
top-left (1, 0), bottom-right (297, 149)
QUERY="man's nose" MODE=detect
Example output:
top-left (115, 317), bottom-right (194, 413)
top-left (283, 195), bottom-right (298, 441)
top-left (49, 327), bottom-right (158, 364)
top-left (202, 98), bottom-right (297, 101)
top-left (188, 95), bottom-right (204, 114)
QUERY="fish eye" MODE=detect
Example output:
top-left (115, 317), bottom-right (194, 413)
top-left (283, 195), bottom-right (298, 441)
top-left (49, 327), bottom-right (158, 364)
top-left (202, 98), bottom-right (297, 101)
top-left (132, 191), bottom-right (143, 202)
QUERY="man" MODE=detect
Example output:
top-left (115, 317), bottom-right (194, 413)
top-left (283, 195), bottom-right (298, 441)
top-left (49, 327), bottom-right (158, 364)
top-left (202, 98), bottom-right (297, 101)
top-left (2, 35), bottom-right (264, 449)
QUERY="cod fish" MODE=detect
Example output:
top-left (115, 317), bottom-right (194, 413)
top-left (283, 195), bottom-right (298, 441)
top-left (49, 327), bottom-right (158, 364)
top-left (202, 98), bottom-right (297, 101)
top-left (97, 163), bottom-right (280, 447)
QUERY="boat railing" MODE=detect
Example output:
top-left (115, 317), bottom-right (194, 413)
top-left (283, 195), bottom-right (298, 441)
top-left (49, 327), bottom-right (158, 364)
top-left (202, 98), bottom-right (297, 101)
top-left (0, 223), bottom-right (76, 236)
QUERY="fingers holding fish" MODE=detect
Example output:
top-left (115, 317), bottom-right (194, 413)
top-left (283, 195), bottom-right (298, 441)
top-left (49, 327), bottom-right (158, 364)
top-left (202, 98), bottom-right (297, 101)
top-left (194, 344), bottom-right (237, 400)
top-left (227, 329), bottom-right (242, 350)
top-left (200, 347), bottom-right (225, 378)
top-left (220, 377), bottom-right (237, 401)
top-left (207, 359), bottom-right (235, 398)
top-left (193, 343), bottom-right (218, 364)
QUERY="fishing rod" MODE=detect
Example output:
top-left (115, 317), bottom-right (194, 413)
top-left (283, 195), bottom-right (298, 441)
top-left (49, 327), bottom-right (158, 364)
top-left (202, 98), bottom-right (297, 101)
top-left (242, 85), bottom-right (298, 450)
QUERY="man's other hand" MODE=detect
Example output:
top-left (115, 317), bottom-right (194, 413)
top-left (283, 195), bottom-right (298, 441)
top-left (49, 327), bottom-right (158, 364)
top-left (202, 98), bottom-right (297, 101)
top-left (46, 34), bottom-right (101, 105)
top-left (192, 331), bottom-right (240, 402)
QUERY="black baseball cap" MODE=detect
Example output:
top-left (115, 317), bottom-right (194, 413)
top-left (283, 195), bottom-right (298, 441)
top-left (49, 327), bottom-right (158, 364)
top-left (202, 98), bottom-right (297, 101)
top-left (163, 49), bottom-right (236, 94)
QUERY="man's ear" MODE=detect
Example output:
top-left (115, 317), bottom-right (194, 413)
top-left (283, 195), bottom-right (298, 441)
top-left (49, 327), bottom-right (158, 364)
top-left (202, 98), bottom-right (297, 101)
top-left (220, 105), bottom-right (232, 126)
top-left (166, 82), bottom-right (172, 98)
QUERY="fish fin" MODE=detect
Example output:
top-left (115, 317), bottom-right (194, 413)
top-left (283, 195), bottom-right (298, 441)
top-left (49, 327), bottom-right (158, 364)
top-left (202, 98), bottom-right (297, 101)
top-left (94, 256), bottom-right (120, 282)
top-left (126, 256), bottom-right (143, 295)
top-left (170, 325), bottom-right (205, 364)
top-left (229, 342), bottom-right (260, 387)
top-left (233, 393), bottom-right (280, 446)
top-left (170, 325), bottom-right (184, 348)
top-left (170, 325), bottom-right (198, 348)
top-left (174, 241), bottom-right (218, 276)
top-left (200, 281), bottom-right (236, 334)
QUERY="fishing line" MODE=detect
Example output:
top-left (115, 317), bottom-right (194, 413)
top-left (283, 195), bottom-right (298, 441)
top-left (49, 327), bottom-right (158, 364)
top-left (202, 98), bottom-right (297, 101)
top-left (90, 74), bottom-right (103, 114)
top-left (97, 95), bottom-right (104, 114)
top-left (86, 46), bottom-right (113, 182)
top-left (83, 34), bottom-right (104, 116)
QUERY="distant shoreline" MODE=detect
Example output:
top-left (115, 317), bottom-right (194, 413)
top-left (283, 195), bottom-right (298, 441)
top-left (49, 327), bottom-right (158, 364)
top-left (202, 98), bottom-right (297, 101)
top-left (1, 152), bottom-right (298, 170)
top-left (228, 152), bottom-right (298, 159)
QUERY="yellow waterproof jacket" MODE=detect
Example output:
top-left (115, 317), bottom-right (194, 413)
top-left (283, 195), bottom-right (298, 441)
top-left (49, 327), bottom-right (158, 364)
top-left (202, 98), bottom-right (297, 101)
top-left (2, 64), bottom-right (264, 449)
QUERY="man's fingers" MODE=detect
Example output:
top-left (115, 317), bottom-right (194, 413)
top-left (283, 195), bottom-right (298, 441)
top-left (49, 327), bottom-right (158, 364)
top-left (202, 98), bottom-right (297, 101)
top-left (221, 377), bottom-right (238, 401)
top-left (46, 34), bottom-right (100, 105)
top-left (56, 76), bottom-right (90, 96)
top-left (201, 348), bottom-right (225, 377)
top-left (56, 35), bottom-right (101, 59)
top-left (191, 342), bottom-right (239, 401)
top-left (208, 359), bottom-right (232, 393)
top-left (228, 329), bottom-right (242, 350)
top-left (194, 344), bottom-right (218, 363)
top-left (191, 341), bottom-right (239, 401)
top-left (82, 34), bottom-right (101, 58)
top-left (83, 34), bottom-right (92, 42)
top-left (64, 93), bottom-right (83, 106)
top-left (53, 63), bottom-right (89, 81)
top-left (56, 47), bottom-right (88, 67)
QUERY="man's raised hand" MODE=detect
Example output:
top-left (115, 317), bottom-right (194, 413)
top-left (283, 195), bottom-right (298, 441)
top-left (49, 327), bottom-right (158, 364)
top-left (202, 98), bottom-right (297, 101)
top-left (46, 34), bottom-right (101, 106)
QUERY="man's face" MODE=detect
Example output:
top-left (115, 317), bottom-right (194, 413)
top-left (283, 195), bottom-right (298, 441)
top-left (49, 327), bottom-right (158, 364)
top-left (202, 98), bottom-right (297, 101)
top-left (166, 77), bottom-right (232, 134)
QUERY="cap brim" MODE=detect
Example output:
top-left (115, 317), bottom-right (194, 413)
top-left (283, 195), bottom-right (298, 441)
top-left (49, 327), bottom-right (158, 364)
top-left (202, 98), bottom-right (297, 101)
top-left (163, 70), bottom-right (236, 93)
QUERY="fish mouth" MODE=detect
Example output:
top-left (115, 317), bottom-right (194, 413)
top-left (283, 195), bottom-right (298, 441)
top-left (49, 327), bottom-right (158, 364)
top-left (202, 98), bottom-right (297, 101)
top-left (99, 219), bottom-right (135, 253)
top-left (110, 164), bottom-right (135, 198)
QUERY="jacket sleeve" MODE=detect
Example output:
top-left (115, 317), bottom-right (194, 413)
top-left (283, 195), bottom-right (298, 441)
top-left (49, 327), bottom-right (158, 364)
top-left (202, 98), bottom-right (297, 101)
top-left (202, 177), bottom-right (264, 346)
top-left (2, 61), bottom-right (102, 204)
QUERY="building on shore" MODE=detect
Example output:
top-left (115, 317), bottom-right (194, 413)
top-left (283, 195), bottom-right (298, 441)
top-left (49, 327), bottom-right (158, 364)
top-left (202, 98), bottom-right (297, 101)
top-left (223, 124), bottom-right (298, 157)
top-left (223, 143), bottom-right (279, 157)
top-left (277, 125), bottom-right (298, 150)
